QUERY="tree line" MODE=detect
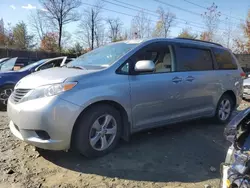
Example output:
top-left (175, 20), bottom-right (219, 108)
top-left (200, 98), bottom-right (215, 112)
top-left (0, 0), bottom-right (249, 55)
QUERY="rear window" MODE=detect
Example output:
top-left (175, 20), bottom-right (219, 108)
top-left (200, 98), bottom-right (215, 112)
top-left (213, 48), bottom-right (237, 70)
top-left (177, 47), bottom-right (213, 71)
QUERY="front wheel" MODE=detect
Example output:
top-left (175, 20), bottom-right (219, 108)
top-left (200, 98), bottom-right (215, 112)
top-left (72, 104), bottom-right (122, 158)
top-left (0, 85), bottom-right (14, 110)
top-left (215, 94), bottom-right (234, 124)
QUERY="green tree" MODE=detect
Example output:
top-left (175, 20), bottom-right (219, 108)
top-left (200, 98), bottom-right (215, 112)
top-left (67, 42), bottom-right (84, 56)
top-left (13, 21), bottom-right (34, 49)
top-left (178, 29), bottom-right (197, 39)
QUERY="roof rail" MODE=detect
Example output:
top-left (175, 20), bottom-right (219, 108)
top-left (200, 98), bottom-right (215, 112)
top-left (175, 37), bottom-right (223, 47)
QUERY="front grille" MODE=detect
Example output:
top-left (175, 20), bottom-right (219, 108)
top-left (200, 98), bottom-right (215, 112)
top-left (11, 89), bottom-right (31, 103)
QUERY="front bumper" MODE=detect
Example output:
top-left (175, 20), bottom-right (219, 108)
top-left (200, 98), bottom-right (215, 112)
top-left (7, 96), bottom-right (83, 150)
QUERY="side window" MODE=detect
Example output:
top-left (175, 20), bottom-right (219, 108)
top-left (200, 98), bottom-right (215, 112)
top-left (120, 62), bottom-right (129, 74)
top-left (213, 48), bottom-right (237, 70)
top-left (37, 59), bottom-right (62, 71)
top-left (177, 47), bottom-right (213, 71)
top-left (131, 42), bottom-right (175, 74)
top-left (0, 57), bottom-right (17, 71)
top-left (65, 59), bottom-right (72, 64)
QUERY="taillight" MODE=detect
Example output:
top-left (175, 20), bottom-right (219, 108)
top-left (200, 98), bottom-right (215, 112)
top-left (240, 72), bottom-right (246, 78)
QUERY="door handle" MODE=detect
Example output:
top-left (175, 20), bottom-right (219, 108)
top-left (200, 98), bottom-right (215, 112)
top-left (186, 76), bottom-right (195, 82)
top-left (172, 77), bottom-right (182, 83)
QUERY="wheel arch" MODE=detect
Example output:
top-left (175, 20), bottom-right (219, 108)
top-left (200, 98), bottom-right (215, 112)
top-left (71, 100), bottom-right (131, 148)
top-left (0, 84), bottom-right (15, 109)
top-left (221, 90), bottom-right (237, 109)
top-left (0, 83), bottom-right (16, 89)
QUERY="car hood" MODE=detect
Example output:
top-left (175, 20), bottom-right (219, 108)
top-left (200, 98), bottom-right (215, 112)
top-left (15, 67), bottom-right (98, 89)
top-left (244, 78), bottom-right (250, 86)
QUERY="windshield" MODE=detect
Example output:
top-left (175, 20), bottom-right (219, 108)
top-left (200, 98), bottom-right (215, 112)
top-left (67, 42), bottom-right (138, 68)
top-left (0, 57), bottom-right (17, 71)
top-left (18, 59), bottom-right (47, 72)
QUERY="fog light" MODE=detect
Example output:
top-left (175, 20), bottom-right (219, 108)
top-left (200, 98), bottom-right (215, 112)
top-left (35, 130), bottom-right (50, 140)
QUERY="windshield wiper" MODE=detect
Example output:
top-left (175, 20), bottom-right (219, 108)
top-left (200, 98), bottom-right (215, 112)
top-left (67, 66), bottom-right (87, 70)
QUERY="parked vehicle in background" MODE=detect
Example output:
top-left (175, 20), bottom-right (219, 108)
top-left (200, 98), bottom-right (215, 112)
top-left (0, 57), bottom-right (39, 72)
top-left (0, 58), bottom-right (10, 66)
top-left (0, 56), bottom-right (73, 110)
top-left (242, 67), bottom-right (250, 78)
top-left (222, 108), bottom-right (250, 188)
top-left (243, 77), bottom-right (250, 99)
top-left (7, 38), bottom-right (244, 158)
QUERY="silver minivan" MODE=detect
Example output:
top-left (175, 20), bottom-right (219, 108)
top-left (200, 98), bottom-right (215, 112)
top-left (7, 38), bottom-right (244, 157)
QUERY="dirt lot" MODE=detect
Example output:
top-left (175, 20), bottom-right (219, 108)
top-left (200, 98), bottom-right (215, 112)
top-left (1, 101), bottom-right (250, 188)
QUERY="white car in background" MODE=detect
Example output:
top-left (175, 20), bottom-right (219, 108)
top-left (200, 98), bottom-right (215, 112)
top-left (243, 77), bottom-right (250, 99)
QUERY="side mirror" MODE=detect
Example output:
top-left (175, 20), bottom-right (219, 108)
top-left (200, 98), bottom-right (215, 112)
top-left (134, 60), bottom-right (155, 72)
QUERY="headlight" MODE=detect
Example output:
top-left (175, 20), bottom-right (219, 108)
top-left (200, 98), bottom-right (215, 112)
top-left (21, 82), bottom-right (77, 102)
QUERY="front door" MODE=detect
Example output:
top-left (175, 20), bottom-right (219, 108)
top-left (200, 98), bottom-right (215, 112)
top-left (129, 41), bottom-right (183, 129)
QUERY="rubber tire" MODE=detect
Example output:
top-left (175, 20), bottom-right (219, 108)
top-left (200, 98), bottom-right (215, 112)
top-left (72, 104), bottom-right (122, 158)
top-left (0, 85), bottom-right (14, 111)
top-left (214, 94), bottom-right (234, 124)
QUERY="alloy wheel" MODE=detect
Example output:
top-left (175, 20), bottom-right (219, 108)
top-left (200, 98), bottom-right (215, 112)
top-left (89, 114), bottom-right (117, 151)
top-left (218, 99), bottom-right (231, 121)
top-left (0, 88), bottom-right (13, 105)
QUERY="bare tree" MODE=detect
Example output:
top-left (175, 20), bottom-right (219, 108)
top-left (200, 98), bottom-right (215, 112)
top-left (106, 18), bottom-right (123, 42)
top-left (29, 10), bottom-right (50, 41)
top-left (39, 0), bottom-right (82, 52)
top-left (131, 10), bottom-right (152, 39)
top-left (78, 1), bottom-right (103, 50)
top-left (202, 3), bottom-right (221, 42)
top-left (153, 6), bottom-right (175, 37)
top-left (233, 10), bottom-right (250, 53)
top-left (95, 23), bottom-right (106, 47)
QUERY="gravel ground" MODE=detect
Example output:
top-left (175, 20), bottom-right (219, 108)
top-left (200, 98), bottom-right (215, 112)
top-left (1, 100), bottom-right (250, 188)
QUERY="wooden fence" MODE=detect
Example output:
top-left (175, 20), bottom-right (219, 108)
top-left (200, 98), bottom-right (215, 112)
top-left (0, 48), bottom-right (76, 60)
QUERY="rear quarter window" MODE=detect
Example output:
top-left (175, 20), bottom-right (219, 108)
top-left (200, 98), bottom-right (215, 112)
top-left (213, 48), bottom-right (237, 70)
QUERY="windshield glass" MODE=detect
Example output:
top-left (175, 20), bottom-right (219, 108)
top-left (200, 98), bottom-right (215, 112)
top-left (0, 57), bottom-right (17, 71)
top-left (18, 59), bottom-right (47, 72)
top-left (67, 42), bottom-right (138, 68)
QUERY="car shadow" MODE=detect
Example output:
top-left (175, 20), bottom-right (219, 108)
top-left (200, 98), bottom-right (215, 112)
top-left (38, 118), bottom-right (230, 183)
